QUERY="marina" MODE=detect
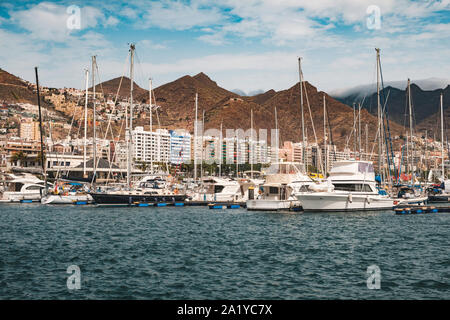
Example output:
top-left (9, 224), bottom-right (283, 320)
top-left (0, 0), bottom-right (449, 303)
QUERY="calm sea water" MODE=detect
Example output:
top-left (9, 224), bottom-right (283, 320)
top-left (0, 204), bottom-right (449, 300)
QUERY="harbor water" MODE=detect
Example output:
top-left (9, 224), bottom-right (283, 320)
top-left (1, 204), bottom-right (449, 299)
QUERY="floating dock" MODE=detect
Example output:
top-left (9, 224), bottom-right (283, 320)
top-left (395, 206), bottom-right (450, 215)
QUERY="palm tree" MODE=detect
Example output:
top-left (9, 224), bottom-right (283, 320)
top-left (11, 151), bottom-right (27, 166)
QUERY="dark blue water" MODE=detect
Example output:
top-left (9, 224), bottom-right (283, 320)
top-left (0, 204), bottom-right (449, 299)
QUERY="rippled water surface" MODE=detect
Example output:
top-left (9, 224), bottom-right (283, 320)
top-left (1, 204), bottom-right (449, 299)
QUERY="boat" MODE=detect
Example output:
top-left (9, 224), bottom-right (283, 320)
top-left (0, 173), bottom-right (51, 202)
top-left (87, 44), bottom-right (188, 206)
top-left (40, 181), bottom-right (93, 204)
top-left (295, 160), bottom-right (395, 212)
top-left (187, 177), bottom-right (244, 203)
top-left (246, 162), bottom-right (313, 211)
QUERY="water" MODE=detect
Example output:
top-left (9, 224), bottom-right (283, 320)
top-left (1, 204), bottom-right (449, 299)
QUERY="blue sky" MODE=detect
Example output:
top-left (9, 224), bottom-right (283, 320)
top-left (0, 0), bottom-right (449, 95)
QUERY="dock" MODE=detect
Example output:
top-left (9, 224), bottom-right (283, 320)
top-left (395, 206), bottom-right (450, 215)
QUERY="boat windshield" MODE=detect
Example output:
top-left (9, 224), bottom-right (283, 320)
top-left (358, 162), bottom-right (374, 174)
top-left (333, 183), bottom-right (373, 192)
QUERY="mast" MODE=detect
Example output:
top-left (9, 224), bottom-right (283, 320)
top-left (407, 79), bottom-right (414, 185)
top-left (83, 69), bottom-right (89, 177)
top-left (250, 108), bottom-right (254, 178)
top-left (358, 102), bottom-right (361, 158)
top-left (376, 48), bottom-right (382, 182)
top-left (127, 44), bottom-right (135, 187)
top-left (298, 57), bottom-right (306, 164)
top-left (365, 123), bottom-right (368, 160)
top-left (441, 92), bottom-right (445, 180)
top-left (236, 133), bottom-right (239, 178)
top-left (323, 94), bottom-right (327, 176)
top-left (194, 93), bottom-right (198, 180)
top-left (92, 56), bottom-right (97, 178)
top-left (201, 109), bottom-right (204, 180)
top-left (219, 121), bottom-right (222, 177)
top-left (275, 106), bottom-right (279, 164)
top-left (149, 78), bottom-right (153, 174)
top-left (353, 102), bottom-right (357, 157)
top-left (34, 67), bottom-right (47, 195)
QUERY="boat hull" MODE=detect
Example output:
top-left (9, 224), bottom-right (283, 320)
top-left (296, 193), bottom-right (395, 212)
top-left (246, 199), bottom-right (298, 211)
top-left (427, 195), bottom-right (450, 202)
top-left (89, 192), bottom-right (187, 205)
top-left (1, 192), bottom-right (42, 202)
top-left (41, 194), bottom-right (93, 204)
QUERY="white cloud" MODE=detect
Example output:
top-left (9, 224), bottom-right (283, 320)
top-left (9, 2), bottom-right (118, 42)
top-left (140, 0), bottom-right (224, 30)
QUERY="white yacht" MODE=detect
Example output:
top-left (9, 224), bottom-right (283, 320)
top-left (246, 162), bottom-right (314, 211)
top-left (187, 177), bottom-right (245, 202)
top-left (295, 160), bottom-right (395, 212)
top-left (0, 173), bottom-right (50, 202)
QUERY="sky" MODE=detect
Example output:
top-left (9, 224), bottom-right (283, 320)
top-left (0, 0), bottom-right (449, 95)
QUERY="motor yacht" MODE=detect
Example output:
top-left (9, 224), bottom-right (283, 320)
top-left (246, 162), bottom-right (314, 211)
top-left (295, 160), bottom-right (395, 211)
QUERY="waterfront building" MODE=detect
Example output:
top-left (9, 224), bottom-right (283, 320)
top-left (132, 126), bottom-right (170, 165)
top-left (169, 129), bottom-right (191, 164)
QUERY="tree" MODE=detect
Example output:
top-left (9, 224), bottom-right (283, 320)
top-left (11, 151), bottom-right (27, 165)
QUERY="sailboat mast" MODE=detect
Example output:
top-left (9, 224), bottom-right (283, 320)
top-left (275, 106), bottom-right (279, 164)
top-left (201, 109), bottom-right (204, 180)
top-left (194, 93), bottom-right (198, 180)
top-left (298, 57), bottom-right (306, 164)
top-left (323, 94), bottom-right (327, 175)
top-left (408, 79), bottom-right (414, 185)
top-left (92, 56), bottom-right (97, 177)
top-left (376, 48), bottom-right (382, 182)
top-left (127, 44), bottom-right (135, 187)
top-left (219, 121), bottom-right (222, 177)
top-left (441, 92), bottom-right (445, 180)
top-left (250, 108), bottom-right (254, 178)
top-left (358, 102), bottom-right (361, 158)
top-left (34, 67), bottom-right (47, 194)
top-left (83, 69), bottom-right (89, 177)
top-left (149, 78), bottom-right (153, 174)
top-left (353, 102), bottom-right (357, 156)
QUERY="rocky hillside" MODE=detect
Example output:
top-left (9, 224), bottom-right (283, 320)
top-left (108, 72), bottom-right (405, 149)
top-left (0, 68), bottom-right (46, 106)
top-left (336, 83), bottom-right (450, 129)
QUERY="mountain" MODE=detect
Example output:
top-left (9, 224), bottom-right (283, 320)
top-left (91, 76), bottom-right (148, 102)
top-left (0, 68), bottom-right (47, 106)
top-left (331, 78), bottom-right (450, 99)
top-left (258, 82), bottom-right (404, 147)
top-left (89, 72), bottom-right (405, 149)
top-left (335, 83), bottom-right (450, 129)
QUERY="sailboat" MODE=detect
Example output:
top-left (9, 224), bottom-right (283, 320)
top-left (89, 44), bottom-right (187, 206)
top-left (427, 92), bottom-right (450, 202)
top-left (41, 65), bottom-right (94, 204)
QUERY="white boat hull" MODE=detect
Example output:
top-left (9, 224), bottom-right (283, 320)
top-left (246, 199), bottom-right (299, 211)
top-left (296, 193), bottom-right (395, 212)
top-left (1, 192), bottom-right (42, 202)
top-left (41, 194), bottom-right (93, 204)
